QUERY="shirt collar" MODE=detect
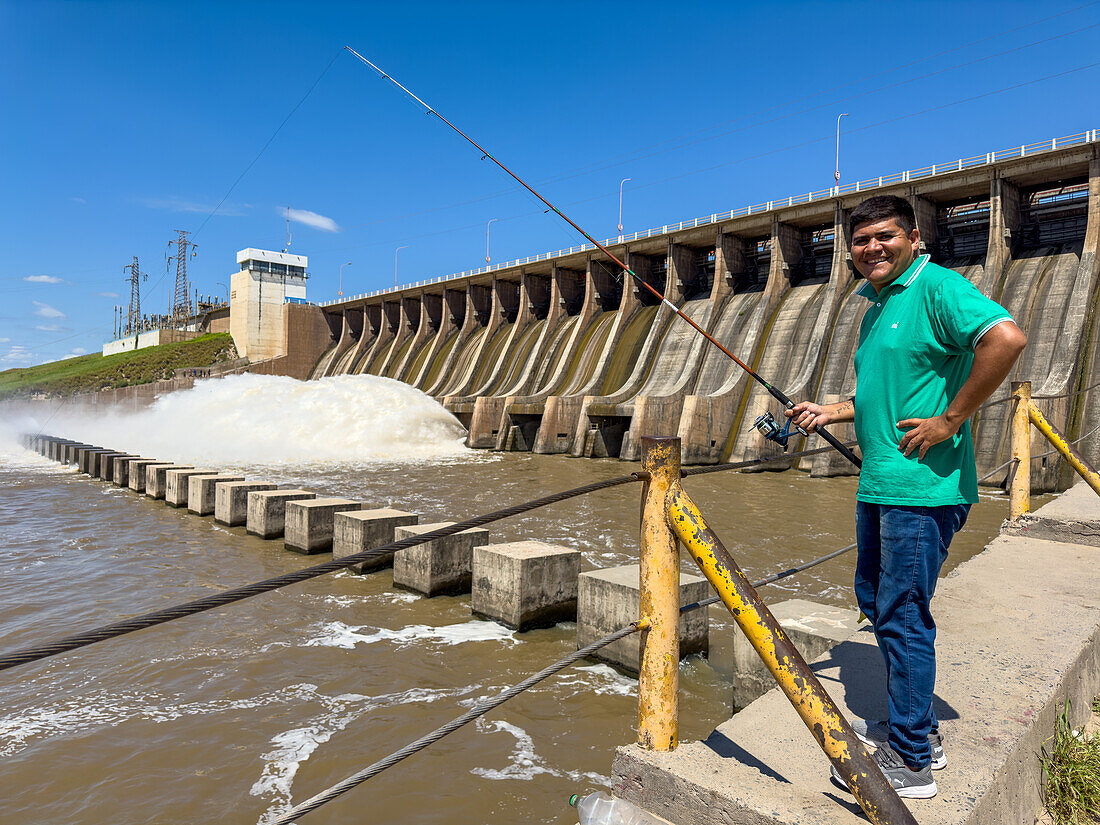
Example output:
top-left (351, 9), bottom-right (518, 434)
top-left (856, 254), bottom-right (930, 300)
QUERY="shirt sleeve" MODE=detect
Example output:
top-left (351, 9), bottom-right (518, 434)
top-left (931, 272), bottom-right (1014, 353)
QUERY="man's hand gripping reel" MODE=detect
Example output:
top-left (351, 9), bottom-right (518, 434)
top-left (750, 409), bottom-right (808, 451)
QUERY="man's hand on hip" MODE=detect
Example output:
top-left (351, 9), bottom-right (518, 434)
top-left (897, 414), bottom-right (959, 459)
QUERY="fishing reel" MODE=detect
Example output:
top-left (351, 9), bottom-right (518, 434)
top-left (750, 409), bottom-right (808, 451)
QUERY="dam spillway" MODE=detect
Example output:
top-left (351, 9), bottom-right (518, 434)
top-left (301, 136), bottom-right (1100, 489)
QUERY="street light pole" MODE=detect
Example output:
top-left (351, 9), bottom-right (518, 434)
top-left (338, 261), bottom-right (352, 297)
top-left (216, 282), bottom-right (229, 305)
top-left (618, 177), bottom-right (632, 241)
top-left (835, 113), bottom-right (850, 195)
top-left (485, 218), bottom-right (498, 265)
top-left (394, 246), bottom-right (408, 289)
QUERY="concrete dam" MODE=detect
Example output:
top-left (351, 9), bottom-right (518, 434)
top-left (306, 137), bottom-right (1100, 487)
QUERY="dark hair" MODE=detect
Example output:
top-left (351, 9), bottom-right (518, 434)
top-left (849, 195), bottom-right (916, 236)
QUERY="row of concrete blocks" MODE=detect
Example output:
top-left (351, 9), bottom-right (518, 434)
top-left (21, 434), bottom-right (859, 687)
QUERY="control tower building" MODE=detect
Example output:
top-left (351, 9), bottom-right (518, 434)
top-left (229, 248), bottom-right (308, 360)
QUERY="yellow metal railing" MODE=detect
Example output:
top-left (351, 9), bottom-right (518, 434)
top-left (635, 436), bottom-right (917, 825)
top-left (1009, 381), bottom-right (1100, 521)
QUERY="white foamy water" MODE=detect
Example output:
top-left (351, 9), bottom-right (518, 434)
top-left (5, 373), bottom-right (471, 465)
top-left (251, 685), bottom-right (475, 824)
top-left (471, 718), bottom-right (609, 785)
top-left (302, 619), bottom-right (519, 650)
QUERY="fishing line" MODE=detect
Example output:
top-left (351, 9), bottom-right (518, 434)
top-left (333, 3), bottom-right (1100, 233)
top-left (343, 46), bottom-right (861, 469)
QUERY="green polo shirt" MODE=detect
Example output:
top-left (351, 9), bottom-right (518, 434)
top-left (853, 254), bottom-right (1013, 505)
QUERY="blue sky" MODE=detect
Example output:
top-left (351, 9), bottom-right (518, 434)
top-left (2, 0), bottom-right (1098, 367)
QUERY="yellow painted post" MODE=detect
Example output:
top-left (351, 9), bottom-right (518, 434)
top-left (665, 483), bottom-right (917, 825)
top-left (637, 436), bottom-right (680, 752)
top-left (1027, 402), bottom-right (1100, 497)
top-left (1010, 381), bottom-right (1031, 521)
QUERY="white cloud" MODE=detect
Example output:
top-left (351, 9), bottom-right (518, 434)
top-left (65, 347), bottom-right (88, 358)
top-left (286, 207), bottom-right (340, 233)
top-left (1, 345), bottom-right (37, 366)
top-left (97, 291), bottom-right (121, 298)
top-left (139, 196), bottom-right (250, 217)
top-left (35, 324), bottom-right (64, 332)
top-left (32, 301), bottom-right (65, 319)
top-left (0, 337), bottom-right (9, 343)
top-left (24, 275), bottom-right (63, 284)
top-left (71, 197), bottom-right (86, 204)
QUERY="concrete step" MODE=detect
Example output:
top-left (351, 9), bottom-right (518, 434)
top-left (613, 527), bottom-right (1100, 825)
top-left (1004, 480), bottom-right (1100, 547)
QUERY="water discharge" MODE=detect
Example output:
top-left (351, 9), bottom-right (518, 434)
top-left (11, 374), bottom-right (470, 466)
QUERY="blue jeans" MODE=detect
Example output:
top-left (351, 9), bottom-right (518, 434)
top-left (854, 501), bottom-right (970, 769)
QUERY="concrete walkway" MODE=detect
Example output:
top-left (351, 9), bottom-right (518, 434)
top-left (614, 483), bottom-right (1100, 825)
top-left (1004, 481), bottom-right (1100, 547)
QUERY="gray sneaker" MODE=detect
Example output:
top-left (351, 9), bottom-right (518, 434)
top-left (851, 719), bottom-right (946, 770)
top-left (831, 742), bottom-right (938, 799)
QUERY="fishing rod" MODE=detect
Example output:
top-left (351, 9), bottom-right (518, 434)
top-left (344, 46), bottom-right (861, 470)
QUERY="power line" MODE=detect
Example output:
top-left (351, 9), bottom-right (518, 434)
top-left (190, 48), bottom-right (343, 240)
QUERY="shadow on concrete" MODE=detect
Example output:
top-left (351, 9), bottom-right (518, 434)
top-left (808, 626), bottom-right (960, 724)
top-left (701, 729), bottom-right (791, 785)
top-left (822, 791), bottom-right (869, 820)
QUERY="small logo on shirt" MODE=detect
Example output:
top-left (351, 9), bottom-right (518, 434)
top-left (891, 322), bottom-right (899, 328)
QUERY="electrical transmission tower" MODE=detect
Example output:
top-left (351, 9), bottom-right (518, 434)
top-left (166, 230), bottom-right (197, 323)
top-left (123, 256), bottom-right (147, 334)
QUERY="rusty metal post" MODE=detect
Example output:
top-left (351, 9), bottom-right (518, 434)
top-left (665, 483), bottom-right (917, 825)
top-left (637, 436), bottom-right (680, 752)
top-left (1010, 381), bottom-right (1031, 520)
top-left (1028, 401), bottom-right (1100, 497)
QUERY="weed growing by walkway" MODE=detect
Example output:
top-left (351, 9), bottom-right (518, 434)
top-left (1040, 699), bottom-right (1100, 824)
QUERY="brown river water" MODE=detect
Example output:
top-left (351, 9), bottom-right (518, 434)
top-left (0, 376), bottom-right (1024, 825)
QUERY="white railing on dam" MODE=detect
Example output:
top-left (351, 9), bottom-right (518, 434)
top-left (318, 129), bottom-right (1098, 308)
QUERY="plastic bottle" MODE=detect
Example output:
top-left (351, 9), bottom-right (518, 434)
top-left (568, 791), bottom-right (664, 825)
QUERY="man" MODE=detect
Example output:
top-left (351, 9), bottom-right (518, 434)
top-left (787, 195), bottom-right (1026, 798)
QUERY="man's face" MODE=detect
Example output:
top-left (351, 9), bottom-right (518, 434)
top-left (851, 217), bottom-right (920, 292)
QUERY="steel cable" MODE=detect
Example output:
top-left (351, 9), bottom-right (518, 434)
top-left (12, 394), bottom-right (1089, 673)
top-left (0, 441), bottom-right (857, 673)
top-left (976, 379), bottom-right (1100, 409)
top-left (976, 420), bottom-right (1100, 483)
top-left (270, 542), bottom-right (858, 824)
top-left (0, 473), bottom-right (640, 673)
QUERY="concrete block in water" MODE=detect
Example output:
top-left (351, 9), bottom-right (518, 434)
top-left (165, 469), bottom-right (216, 507)
top-left (128, 460), bottom-right (169, 492)
top-left (333, 508), bottom-right (419, 573)
top-left (112, 455), bottom-right (143, 487)
top-left (708, 599), bottom-right (860, 709)
top-left (247, 490), bottom-right (316, 538)
top-left (187, 474), bottom-right (245, 515)
top-left (577, 564), bottom-right (709, 674)
top-left (214, 481), bottom-right (277, 526)
top-left (77, 448), bottom-right (105, 475)
top-left (146, 464), bottom-right (194, 500)
top-left (392, 522), bottom-right (489, 597)
top-left (284, 498), bottom-right (364, 554)
top-left (89, 450), bottom-right (117, 477)
top-left (472, 540), bottom-right (580, 631)
top-left (93, 451), bottom-right (125, 480)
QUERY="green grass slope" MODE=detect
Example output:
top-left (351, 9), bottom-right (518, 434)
top-left (0, 333), bottom-right (237, 399)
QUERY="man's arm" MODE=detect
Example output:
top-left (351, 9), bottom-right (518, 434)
top-left (785, 397), bottom-right (855, 432)
top-left (898, 320), bottom-right (1027, 459)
